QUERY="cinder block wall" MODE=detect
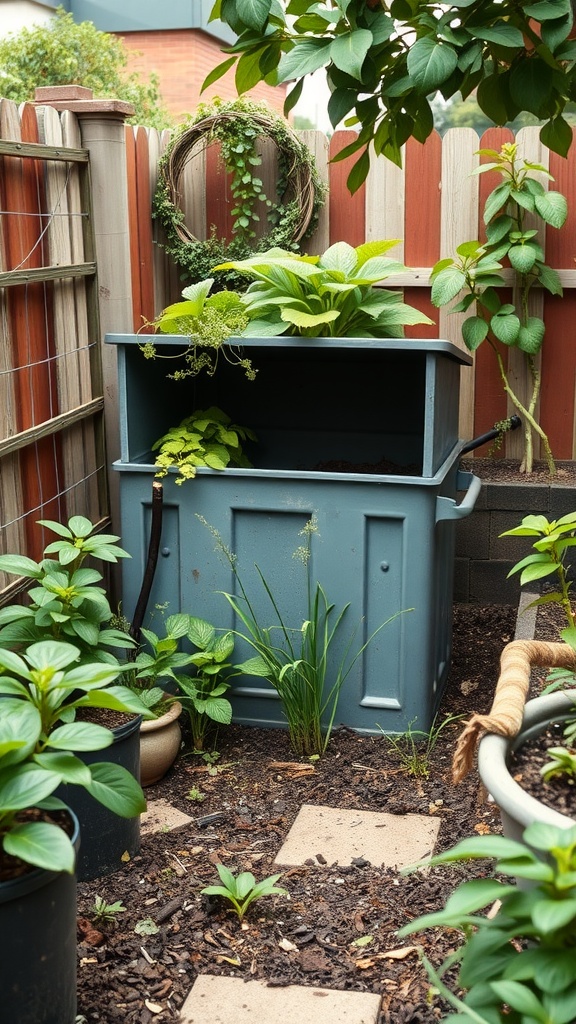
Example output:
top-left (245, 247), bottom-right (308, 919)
top-left (455, 469), bottom-right (576, 604)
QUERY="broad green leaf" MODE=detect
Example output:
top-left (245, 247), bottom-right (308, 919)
top-left (431, 268), bottom-right (466, 306)
top-left (534, 190), bottom-right (568, 228)
top-left (236, 0), bottom-right (271, 30)
top-left (510, 58), bottom-right (553, 117)
top-left (0, 553), bottom-right (42, 577)
top-left (330, 28), bottom-right (373, 81)
top-left (203, 697), bottom-right (233, 725)
top-left (281, 307), bottom-right (340, 328)
top-left (66, 515), bottom-right (94, 538)
top-left (474, 23), bottom-right (525, 47)
top-left (407, 38), bottom-right (458, 93)
top-left (462, 316), bottom-right (488, 351)
top-left (525, 0), bottom-right (571, 22)
top-left (490, 312), bottom-right (520, 345)
top-left (508, 244), bottom-right (539, 273)
top-left (320, 241), bottom-right (358, 275)
top-left (489, 981), bottom-right (547, 1019)
top-left (277, 39), bottom-right (332, 82)
top-left (442, 878), bottom-right (516, 916)
top-left (517, 318), bottom-right (545, 355)
top-left (4, 820), bottom-right (75, 873)
top-left (22, 640), bottom-right (81, 673)
top-left (84, 762), bottom-right (146, 817)
top-left (477, 74), bottom-right (510, 128)
top-left (0, 764), bottom-right (60, 810)
top-left (537, 263), bottom-right (562, 295)
top-left (33, 751), bottom-right (92, 785)
top-left (540, 116), bottom-right (573, 158)
top-left (202, 56), bottom-right (236, 91)
top-left (47, 721), bottom-right (114, 752)
top-left (532, 897), bottom-right (576, 933)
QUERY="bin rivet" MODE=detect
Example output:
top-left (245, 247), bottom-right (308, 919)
top-left (161, 547), bottom-right (171, 557)
top-left (380, 561), bottom-right (389, 572)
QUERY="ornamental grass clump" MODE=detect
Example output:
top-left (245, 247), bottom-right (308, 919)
top-left (198, 514), bottom-right (410, 756)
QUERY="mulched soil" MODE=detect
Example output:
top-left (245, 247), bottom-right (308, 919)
top-left (75, 602), bottom-right (521, 1024)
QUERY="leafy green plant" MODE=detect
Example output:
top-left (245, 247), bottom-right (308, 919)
top-left (91, 895), bottom-right (127, 926)
top-left (201, 862), bottom-right (287, 922)
top-left (175, 617), bottom-right (248, 751)
top-left (215, 240), bottom-right (434, 338)
top-left (140, 278), bottom-right (256, 381)
top-left (150, 406), bottom-right (257, 486)
top-left (0, 516), bottom-right (134, 664)
top-left (125, 611), bottom-right (198, 715)
top-left (200, 514), bottom-right (411, 756)
top-left (431, 143), bottom-right (567, 475)
top-left (380, 713), bottom-right (464, 779)
top-left (501, 513), bottom-right (576, 635)
top-left (0, 6), bottom-right (171, 130)
top-left (398, 822), bottom-right (576, 1023)
top-left (540, 746), bottom-right (576, 782)
top-left (186, 787), bottom-right (206, 803)
top-left (0, 639), bottom-right (148, 873)
top-left (208, 1), bottom-right (576, 188)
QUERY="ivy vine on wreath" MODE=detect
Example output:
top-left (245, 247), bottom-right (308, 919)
top-left (153, 97), bottom-right (328, 288)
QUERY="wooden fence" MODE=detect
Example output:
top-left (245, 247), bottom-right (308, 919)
top-left (0, 99), bottom-right (106, 592)
top-left (126, 122), bottom-right (576, 463)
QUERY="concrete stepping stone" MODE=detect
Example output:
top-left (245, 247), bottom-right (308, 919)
top-left (141, 798), bottom-right (193, 835)
top-left (179, 975), bottom-right (381, 1023)
top-left (274, 803), bottom-right (441, 869)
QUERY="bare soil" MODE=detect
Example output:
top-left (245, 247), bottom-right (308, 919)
top-left (75, 602), bottom-right (519, 1024)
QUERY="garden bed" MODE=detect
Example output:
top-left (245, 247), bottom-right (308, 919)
top-left (75, 602), bottom-right (520, 1024)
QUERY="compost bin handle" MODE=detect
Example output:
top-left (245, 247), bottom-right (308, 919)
top-left (435, 470), bottom-right (481, 522)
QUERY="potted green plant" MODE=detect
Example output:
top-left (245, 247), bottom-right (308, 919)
top-left (398, 822), bottom-right (576, 1022)
top-left (0, 516), bottom-right (151, 879)
top-left (0, 638), bottom-right (147, 1024)
top-left (453, 512), bottom-right (576, 837)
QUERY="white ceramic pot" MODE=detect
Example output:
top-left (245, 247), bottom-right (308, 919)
top-left (478, 690), bottom-right (576, 840)
top-left (139, 700), bottom-right (182, 787)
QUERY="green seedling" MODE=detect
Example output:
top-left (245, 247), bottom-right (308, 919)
top-left (91, 895), bottom-right (126, 927)
top-left (540, 746), bottom-right (576, 783)
top-left (380, 713), bottom-right (463, 778)
top-left (186, 787), bottom-right (206, 803)
top-left (201, 863), bottom-right (287, 922)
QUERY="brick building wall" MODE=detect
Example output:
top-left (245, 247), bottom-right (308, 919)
top-left (117, 28), bottom-right (288, 123)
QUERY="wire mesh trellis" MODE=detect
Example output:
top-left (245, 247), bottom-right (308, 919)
top-left (0, 100), bottom-right (108, 595)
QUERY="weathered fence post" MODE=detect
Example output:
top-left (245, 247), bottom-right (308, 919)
top-left (34, 86), bottom-right (134, 526)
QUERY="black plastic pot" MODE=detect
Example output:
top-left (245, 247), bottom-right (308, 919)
top-left (0, 808), bottom-right (80, 1024)
top-left (57, 713), bottom-right (142, 881)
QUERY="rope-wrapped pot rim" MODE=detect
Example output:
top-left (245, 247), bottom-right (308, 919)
top-left (452, 639), bottom-right (576, 783)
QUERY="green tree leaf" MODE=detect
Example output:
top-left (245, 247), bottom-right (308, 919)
top-left (490, 312), bottom-right (520, 345)
top-left (277, 39), bottom-right (332, 81)
top-left (330, 29), bottom-right (373, 81)
top-left (407, 38), bottom-right (458, 93)
top-left (462, 316), bottom-right (488, 351)
top-left (534, 190), bottom-right (568, 228)
top-left (430, 267), bottom-right (466, 306)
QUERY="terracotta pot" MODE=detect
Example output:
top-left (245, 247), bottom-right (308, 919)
top-left (140, 700), bottom-right (182, 786)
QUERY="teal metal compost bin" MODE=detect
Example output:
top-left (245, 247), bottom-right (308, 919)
top-left (107, 334), bottom-right (480, 734)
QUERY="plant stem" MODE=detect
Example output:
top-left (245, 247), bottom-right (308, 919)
top-left (492, 343), bottom-right (555, 476)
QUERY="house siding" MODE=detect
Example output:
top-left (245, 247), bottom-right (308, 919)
top-left (117, 28), bottom-right (288, 122)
